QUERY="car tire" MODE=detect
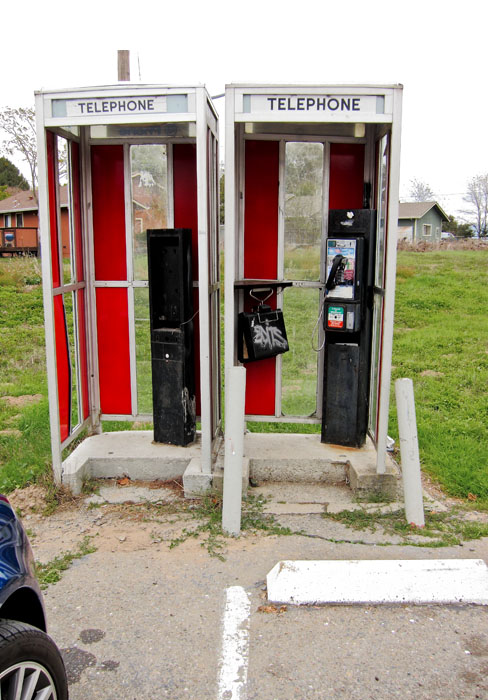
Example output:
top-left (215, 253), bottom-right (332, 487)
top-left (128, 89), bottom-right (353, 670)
top-left (0, 619), bottom-right (68, 699)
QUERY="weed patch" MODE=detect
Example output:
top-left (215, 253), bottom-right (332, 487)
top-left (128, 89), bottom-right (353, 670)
top-left (323, 508), bottom-right (488, 547)
top-left (168, 493), bottom-right (298, 560)
top-left (35, 536), bottom-right (97, 589)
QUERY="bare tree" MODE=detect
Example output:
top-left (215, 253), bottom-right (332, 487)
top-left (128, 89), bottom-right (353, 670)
top-left (461, 174), bottom-right (488, 237)
top-left (409, 178), bottom-right (435, 201)
top-left (0, 107), bottom-right (37, 203)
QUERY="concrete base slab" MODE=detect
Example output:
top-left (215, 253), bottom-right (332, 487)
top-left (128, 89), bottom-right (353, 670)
top-left (211, 458), bottom-right (250, 495)
top-left (62, 431), bottom-right (201, 495)
top-left (183, 457), bottom-right (213, 498)
top-left (267, 559), bottom-right (488, 606)
top-left (61, 429), bottom-right (400, 504)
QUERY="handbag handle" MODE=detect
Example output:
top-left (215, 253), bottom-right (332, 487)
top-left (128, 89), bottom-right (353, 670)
top-left (249, 287), bottom-right (273, 305)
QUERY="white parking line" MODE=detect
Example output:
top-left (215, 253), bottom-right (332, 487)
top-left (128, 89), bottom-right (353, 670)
top-left (218, 586), bottom-right (251, 700)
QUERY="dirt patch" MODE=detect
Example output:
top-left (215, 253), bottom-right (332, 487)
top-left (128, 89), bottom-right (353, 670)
top-left (1, 394), bottom-right (43, 408)
top-left (110, 476), bottom-right (185, 495)
top-left (420, 370), bottom-right (444, 377)
top-left (8, 484), bottom-right (49, 514)
top-left (398, 239), bottom-right (488, 252)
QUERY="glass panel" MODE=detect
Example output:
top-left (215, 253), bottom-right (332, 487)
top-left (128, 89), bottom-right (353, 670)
top-left (284, 142), bottom-right (323, 281)
top-left (281, 287), bottom-right (320, 416)
top-left (64, 292), bottom-right (82, 432)
top-left (55, 135), bottom-right (73, 285)
top-left (208, 130), bottom-right (219, 286)
top-left (368, 294), bottom-right (383, 439)
top-left (375, 135), bottom-right (389, 288)
top-left (210, 290), bottom-right (221, 433)
top-left (130, 145), bottom-right (168, 281)
top-left (134, 287), bottom-right (152, 414)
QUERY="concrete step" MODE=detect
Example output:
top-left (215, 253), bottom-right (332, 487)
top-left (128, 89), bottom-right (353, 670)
top-left (241, 433), bottom-right (400, 499)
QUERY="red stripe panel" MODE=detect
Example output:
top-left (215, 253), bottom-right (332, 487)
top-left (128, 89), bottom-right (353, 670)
top-left (91, 145), bottom-right (127, 281)
top-left (46, 131), bottom-right (60, 288)
top-left (173, 144), bottom-right (201, 416)
top-left (53, 295), bottom-right (70, 441)
top-left (77, 289), bottom-right (90, 421)
top-left (243, 140), bottom-right (280, 416)
top-left (96, 288), bottom-right (132, 415)
top-left (173, 144), bottom-right (199, 280)
top-left (329, 143), bottom-right (365, 210)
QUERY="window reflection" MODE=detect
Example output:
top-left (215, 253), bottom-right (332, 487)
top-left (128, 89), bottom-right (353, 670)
top-left (284, 142), bottom-right (323, 281)
top-left (130, 145), bottom-right (168, 280)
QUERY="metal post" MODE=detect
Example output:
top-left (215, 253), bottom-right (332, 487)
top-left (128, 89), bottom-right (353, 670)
top-left (117, 51), bottom-right (130, 81)
top-left (376, 85), bottom-right (403, 475)
top-left (195, 88), bottom-right (212, 474)
top-left (222, 367), bottom-right (246, 536)
top-left (395, 378), bottom-right (425, 527)
top-left (35, 92), bottom-right (63, 483)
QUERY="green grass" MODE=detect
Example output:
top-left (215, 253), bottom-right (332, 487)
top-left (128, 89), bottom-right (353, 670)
top-left (390, 250), bottom-right (488, 501)
top-left (1, 250), bottom-right (487, 508)
top-left (0, 258), bottom-right (50, 493)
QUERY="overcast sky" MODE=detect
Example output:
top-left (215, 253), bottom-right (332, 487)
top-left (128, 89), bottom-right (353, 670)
top-left (2, 0), bottom-right (486, 217)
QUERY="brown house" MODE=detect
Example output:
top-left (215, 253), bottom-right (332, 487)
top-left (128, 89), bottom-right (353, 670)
top-left (0, 188), bottom-right (70, 256)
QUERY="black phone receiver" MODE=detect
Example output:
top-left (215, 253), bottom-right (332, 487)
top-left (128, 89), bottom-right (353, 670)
top-left (326, 254), bottom-right (345, 291)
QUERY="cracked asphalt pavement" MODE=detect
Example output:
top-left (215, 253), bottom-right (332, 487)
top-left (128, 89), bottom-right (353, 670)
top-left (13, 484), bottom-right (488, 699)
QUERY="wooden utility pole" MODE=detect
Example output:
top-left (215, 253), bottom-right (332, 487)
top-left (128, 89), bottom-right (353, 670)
top-left (118, 50), bottom-right (130, 81)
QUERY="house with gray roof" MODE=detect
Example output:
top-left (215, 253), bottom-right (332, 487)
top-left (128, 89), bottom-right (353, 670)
top-left (398, 201), bottom-right (449, 243)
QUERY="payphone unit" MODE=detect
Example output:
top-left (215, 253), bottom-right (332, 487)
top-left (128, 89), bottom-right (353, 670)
top-left (321, 209), bottom-right (376, 448)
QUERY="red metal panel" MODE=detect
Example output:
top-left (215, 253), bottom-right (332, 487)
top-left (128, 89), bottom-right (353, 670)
top-left (244, 140), bottom-right (279, 279)
top-left (173, 144), bottom-right (199, 280)
top-left (53, 295), bottom-right (70, 441)
top-left (96, 287), bottom-right (132, 415)
top-left (77, 289), bottom-right (90, 421)
top-left (243, 140), bottom-right (280, 416)
top-left (329, 143), bottom-right (365, 210)
top-left (173, 144), bottom-right (201, 415)
top-left (46, 131), bottom-right (60, 288)
top-left (91, 145), bottom-right (127, 280)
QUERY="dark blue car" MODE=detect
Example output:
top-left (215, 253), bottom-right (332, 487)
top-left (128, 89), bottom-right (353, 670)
top-left (0, 495), bottom-right (68, 699)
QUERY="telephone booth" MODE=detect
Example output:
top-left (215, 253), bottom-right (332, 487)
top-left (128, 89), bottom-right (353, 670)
top-left (36, 84), bottom-right (221, 483)
top-left (224, 84), bottom-right (403, 474)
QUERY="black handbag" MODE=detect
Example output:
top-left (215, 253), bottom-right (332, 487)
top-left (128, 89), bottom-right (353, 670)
top-left (238, 303), bottom-right (289, 363)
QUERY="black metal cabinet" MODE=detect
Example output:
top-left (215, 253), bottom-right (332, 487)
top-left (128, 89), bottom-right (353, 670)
top-left (147, 229), bottom-right (196, 445)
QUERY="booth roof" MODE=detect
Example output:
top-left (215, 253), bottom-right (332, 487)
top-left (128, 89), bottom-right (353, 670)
top-left (398, 201), bottom-right (449, 221)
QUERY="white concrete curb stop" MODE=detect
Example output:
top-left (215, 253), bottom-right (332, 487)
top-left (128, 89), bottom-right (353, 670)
top-left (267, 559), bottom-right (488, 606)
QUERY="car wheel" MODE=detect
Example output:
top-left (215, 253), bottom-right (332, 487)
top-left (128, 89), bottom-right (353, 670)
top-left (0, 620), bottom-right (68, 699)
